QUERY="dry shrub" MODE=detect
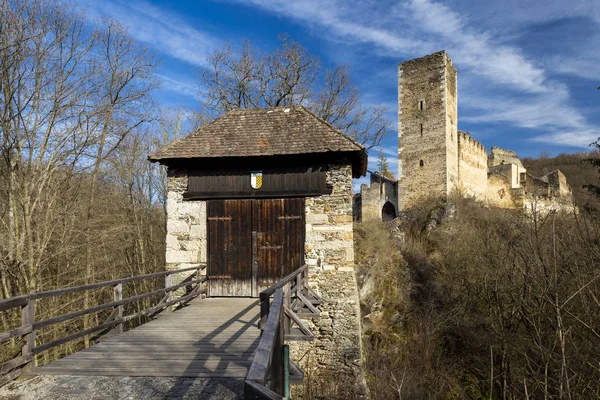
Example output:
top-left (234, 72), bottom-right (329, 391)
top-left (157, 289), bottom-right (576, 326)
top-left (358, 196), bottom-right (600, 399)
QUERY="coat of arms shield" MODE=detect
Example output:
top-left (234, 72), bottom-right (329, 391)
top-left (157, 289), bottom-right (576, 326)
top-left (250, 171), bottom-right (263, 189)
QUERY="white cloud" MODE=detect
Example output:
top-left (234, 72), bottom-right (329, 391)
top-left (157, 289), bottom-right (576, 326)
top-left (155, 74), bottom-right (199, 99)
top-left (551, 57), bottom-right (600, 81)
top-left (531, 129), bottom-right (599, 148)
top-left (222, 0), bottom-right (599, 150)
top-left (79, 0), bottom-right (220, 67)
top-left (76, 0), bottom-right (599, 150)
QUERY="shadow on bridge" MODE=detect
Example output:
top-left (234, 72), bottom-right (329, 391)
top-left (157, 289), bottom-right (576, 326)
top-left (31, 297), bottom-right (261, 398)
top-left (164, 298), bottom-right (260, 399)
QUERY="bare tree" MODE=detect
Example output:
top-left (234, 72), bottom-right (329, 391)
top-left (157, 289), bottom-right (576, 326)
top-left (0, 0), bottom-right (159, 348)
top-left (200, 36), bottom-right (391, 149)
top-left (79, 18), bottom-right (158, 345)
top-left (0, 0), bottom-right (97, 294)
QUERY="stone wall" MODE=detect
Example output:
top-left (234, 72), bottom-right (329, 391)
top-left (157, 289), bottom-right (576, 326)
top-left (292, 164), bottom-right (368, 398)
top-left (398, 51), bottom-right (457, 211)
top-left (165, 168), bottom-right (207, 277)
top-left (444, 53), bottom-right (459, 195)
top-left (489, 163), bottom-right (526, 189)
top-left (458, 131), bottom-right (488, 200)
top-left (486, 172), bottom-right (522, 208)
top-left (546, 170), bottom-right (571, 197)
top-left (359, 181), bottom-right (382, 222)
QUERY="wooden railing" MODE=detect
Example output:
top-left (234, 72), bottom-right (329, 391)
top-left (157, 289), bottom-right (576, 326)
top-left (245, 264), bottom-right (322, 399)
top-left (0, 265), bottom-right (205, 386)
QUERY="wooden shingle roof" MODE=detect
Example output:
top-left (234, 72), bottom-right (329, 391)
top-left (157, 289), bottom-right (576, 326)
top-left (148, 106), bottom-right (367, 176)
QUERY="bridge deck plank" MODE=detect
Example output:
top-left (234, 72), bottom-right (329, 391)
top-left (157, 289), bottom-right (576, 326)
top-left (30, 298), bottom-right (260, 378)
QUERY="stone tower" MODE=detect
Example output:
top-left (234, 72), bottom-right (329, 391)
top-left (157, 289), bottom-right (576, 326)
top-left (397, 51), bottom-right (458, 210)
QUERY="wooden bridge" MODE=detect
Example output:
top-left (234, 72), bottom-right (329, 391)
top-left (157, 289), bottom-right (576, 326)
top-left (0, 265), bottom-right (321, 399)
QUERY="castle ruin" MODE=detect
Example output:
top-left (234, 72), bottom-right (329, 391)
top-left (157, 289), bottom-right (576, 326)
top-left (358, 51), bottom-right (572, 221)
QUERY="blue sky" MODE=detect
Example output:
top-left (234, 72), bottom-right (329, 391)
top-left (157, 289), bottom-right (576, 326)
top-left (78, 0), bottom-right (599, 187)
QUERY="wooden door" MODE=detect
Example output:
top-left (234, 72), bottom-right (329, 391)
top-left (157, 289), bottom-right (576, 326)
top-left (252, 198), bottom-right (305, 294)
top-left (207, 200), bottom-right (253, 297)
top-left (207, 198), bottom-right (305, 297)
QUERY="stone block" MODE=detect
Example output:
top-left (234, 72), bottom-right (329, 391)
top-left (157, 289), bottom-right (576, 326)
top-left (323, 264), bottom-right (335, 271)
top-left (166, 250), bottom-right (197, 264)
top-left (189, 224), bottom-right (204, 239)
top-left (341, 232), bottom-right (354, 241)
top-left (181, 240), bottom-right (200, 252)
top-left (166, 234), bottom-right (180, 250)
top-left (332, 215), bottom-right (353, 223)
top-left (345, 247), bottom-right (355, 262)
top-left (305, 232), bottom-right (325, 242)
top-left (306, 213), bottom-right (328, 224)
top-left (338, 266), bottom-right (355, 272)
top-left (179, 201), bottom-right (202, 216)
top-left (311, 224), bottom-right (353, 232)
top-left (167, 219), bottom-right (189, 235)
top-left (198, 239), bottom-right (207, 263)
top-left (315, 240), bottom-right (351, 250)
top-left (166, 199), bottom-right (179, 217)
top-left (306, 258), bottom-right (318, 266)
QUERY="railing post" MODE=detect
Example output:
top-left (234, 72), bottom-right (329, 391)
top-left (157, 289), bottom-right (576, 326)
top-left (296, 273), bottom-right (302, 298)
top-left (303, 266), bottom-right (309, 292)
top-left (259, 293), bottom-right (269, 330)
top-left (196, 267), bottom-right (202, 297)
top-left (284, 344), bottom-right (290, 398)
top-left (283, 282), bottom-right (291, 335)
top-left (21, 299), bottom-right (35, 372)
top-left (113, 284), bottom-right (123, 335)
top-left (273, 297), bottom-right (285, 395)
top-left (165, 274), bottom-right (173, 312)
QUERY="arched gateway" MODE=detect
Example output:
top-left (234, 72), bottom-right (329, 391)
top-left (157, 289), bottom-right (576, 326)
top-left (382, 201), bottom-right (397, 222)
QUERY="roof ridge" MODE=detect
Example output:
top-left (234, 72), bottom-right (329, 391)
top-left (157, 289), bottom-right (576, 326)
top-left (226, 105), bottom-right (305, 113)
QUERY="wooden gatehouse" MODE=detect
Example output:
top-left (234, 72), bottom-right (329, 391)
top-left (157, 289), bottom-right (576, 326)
top-left (148, 106), bottom-right (366, 298)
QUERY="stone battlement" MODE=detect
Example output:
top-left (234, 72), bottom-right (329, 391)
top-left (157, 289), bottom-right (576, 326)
top-left (458, 130), bottom-right (488, 156)
top-left (398, 50), bottom-right (451, 68)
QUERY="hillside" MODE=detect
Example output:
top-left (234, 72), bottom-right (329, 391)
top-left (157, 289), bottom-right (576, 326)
top-left (357, 195), bottom-right (600, 399)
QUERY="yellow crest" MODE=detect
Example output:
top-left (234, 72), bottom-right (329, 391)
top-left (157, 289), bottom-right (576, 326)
top-left (250, 171), bottom-right (263, 189)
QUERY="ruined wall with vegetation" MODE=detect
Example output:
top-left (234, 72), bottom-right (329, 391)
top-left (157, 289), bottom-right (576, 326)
top-left (359, 181), bottom-right (383, 222)
top-left (489, 146), bottom-right (524, 168)
top-left (359, 174), bottom-right (398, 222)
top-left (486, 172), bottom-right (522, 208)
